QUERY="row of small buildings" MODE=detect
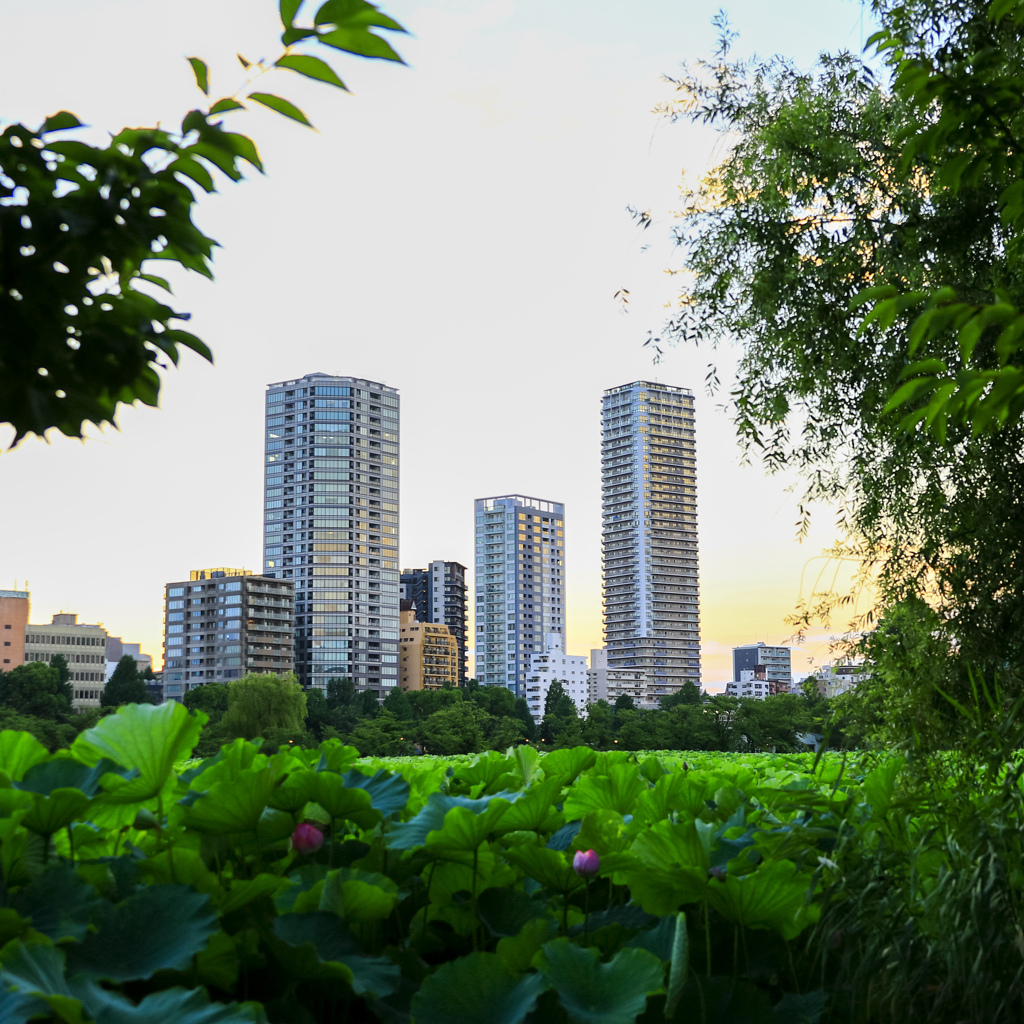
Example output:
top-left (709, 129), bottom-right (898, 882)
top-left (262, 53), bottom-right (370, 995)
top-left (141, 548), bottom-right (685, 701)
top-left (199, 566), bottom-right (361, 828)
top-left (0, 589), bottom-right (152, 709)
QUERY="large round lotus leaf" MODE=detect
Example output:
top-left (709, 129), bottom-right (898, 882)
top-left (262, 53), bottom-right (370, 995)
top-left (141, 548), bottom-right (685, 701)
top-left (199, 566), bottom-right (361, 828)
top-left (73, 702), bottom-right (202, 803)
top-left (272, 911), bottom-right (399, 997)
top-left (533, 939), bottom-right (664, 1024)
top-left (181, 767), bottom-right (278, 835)
top-left (65, 885), bottom-right (217, 981)
top-left (75, 981), bottom-right (265, 1024)
top-left (703, 859), bottom-right (819, 940)
top-left (340, 768), bottom-right (410, 818)
top-left (411, 950), bottom-right (546, 1024)
top-left (12, 863), bottom-right (104, 942)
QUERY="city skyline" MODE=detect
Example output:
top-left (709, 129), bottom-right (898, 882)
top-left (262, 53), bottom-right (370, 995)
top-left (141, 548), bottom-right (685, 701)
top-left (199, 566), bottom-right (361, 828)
top-left (0, 0), bottom-right (870, 686)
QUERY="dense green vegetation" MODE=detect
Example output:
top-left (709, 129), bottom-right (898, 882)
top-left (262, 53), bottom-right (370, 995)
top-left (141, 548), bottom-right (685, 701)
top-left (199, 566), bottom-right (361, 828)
top-left (0, 701), bottom-right (1020, 1023)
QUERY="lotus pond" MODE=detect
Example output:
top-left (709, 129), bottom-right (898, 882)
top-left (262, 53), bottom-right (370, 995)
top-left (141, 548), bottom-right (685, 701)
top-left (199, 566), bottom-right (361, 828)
top-left (0, 701), bottom-right (1018, 1023)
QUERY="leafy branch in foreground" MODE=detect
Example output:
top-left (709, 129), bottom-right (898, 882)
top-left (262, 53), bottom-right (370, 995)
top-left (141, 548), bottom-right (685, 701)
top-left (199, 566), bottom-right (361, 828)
top-left (0, 0), bottom-right (406, 446)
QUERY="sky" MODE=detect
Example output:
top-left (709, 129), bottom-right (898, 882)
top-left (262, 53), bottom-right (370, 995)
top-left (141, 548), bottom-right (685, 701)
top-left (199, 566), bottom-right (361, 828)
top-left (0, 0), bottom-right (872, 687)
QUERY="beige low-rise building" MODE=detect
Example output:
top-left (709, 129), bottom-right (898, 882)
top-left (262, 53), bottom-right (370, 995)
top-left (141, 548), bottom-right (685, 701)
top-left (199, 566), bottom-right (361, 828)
top-left (25, 613), bottom-right (109, 710)
top-left (398, 602), bottom-right (458, 691)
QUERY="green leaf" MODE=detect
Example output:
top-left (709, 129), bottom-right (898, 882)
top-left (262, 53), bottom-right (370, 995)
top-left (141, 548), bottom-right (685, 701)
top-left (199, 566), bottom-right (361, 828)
top-left (385, 791), bottom-right (519, 851)
top-left (248, 93), bottom-right (313, 127)
top-left (504, 845), bottom-right (582, 894)
top-left (540, 746), bottom-right (596, 785)
top-left (319, 867), bottom-right (399, 923)
top-left (12, 863), bottom-right (103, 942)
top-left (182, 766), bottom-right (277, 834)
top-left (279, 0), bottom-right (303, 28)
top-left (272, 912), bottom-right (398, 996)
top-left (564, 763), bottom-right (647, 818)
top-left (76, 982), bottom-right (265, 1024)
top-left (664, 913), bottom-right (689, 1018)
top-left (41, 111), bottom-right (83, 133)
top-left (341, 767), bottom-right (410, 817)
top-left (534, 939), bottom-right (664, 1024)
top-left (477, 886), bottom-right (548, 938)
top-left (66, 885), bottom-right (218, 981)
top-left (0, 731), bottom-right (50, 782)
top-left (275, 54), bottom-right (347, 90)
top-left (704, 860), bottom-right (818, 940)
top-left (74, 701), bottom-right (202, 803)
top-left (411, 951), bottom-right (546, 1024)
top-left (0, 942), bottom-right (89, 1024)
top-left (188, 57), bottom-right (210, 95)
top-left (209, 99), bottom-right (245, 116)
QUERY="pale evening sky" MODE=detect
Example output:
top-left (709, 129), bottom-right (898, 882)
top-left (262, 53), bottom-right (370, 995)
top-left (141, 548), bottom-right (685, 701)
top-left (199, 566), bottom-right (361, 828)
top-left (0, 0), bottom-right (871, 686)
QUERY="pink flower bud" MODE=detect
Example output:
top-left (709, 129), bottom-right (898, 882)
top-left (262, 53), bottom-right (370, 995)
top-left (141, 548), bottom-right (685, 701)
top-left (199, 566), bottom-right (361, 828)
top-left (291, 822), bottom-right (325, 854)
top-left (573, 848), bottom-right (600, 878)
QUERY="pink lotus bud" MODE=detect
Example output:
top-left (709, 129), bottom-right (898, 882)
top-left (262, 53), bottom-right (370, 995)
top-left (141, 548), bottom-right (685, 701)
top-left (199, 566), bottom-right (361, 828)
top-left (573, 848), bottom-right (600, 878)
top-left (291, 822), bottom-right (325, 854)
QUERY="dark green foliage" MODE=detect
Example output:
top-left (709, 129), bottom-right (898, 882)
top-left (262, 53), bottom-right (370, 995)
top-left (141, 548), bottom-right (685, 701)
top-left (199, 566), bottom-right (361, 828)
top-left (220, 672), bottom-right (306, 740)
top-left (382, 685), bottom-right (414, 721)
top-left (613, 695), bottom-right (636, 715)
top-left (419, 701), bottom-right (492, 755)
top-left (0, 1), bottom-right (407, 444)
top-left (182, 682), bottom-right (230, 722)
top-left (48, 654), bottom-right (70, 689)
top-left (659, 683), bottom-right (701, 710)
top-left (101, 656), bottom-right (148, 708)
top-left (349, 708), bottom-right (415, 756)
top-left (355, 688), bottom-right (380, 718)
top-left (0, 662), bottom-right (73, 719)
top-left (650, 1), bottom-right (1024, 692)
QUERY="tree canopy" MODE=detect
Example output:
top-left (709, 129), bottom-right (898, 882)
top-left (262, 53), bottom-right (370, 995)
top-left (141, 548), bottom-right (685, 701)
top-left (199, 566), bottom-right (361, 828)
top-left (646, 0), bottom-right (1024, 693)
top-left (221, 672), bottom-right (307, 740)
top-left (101, 655), bottom-right (149, 707)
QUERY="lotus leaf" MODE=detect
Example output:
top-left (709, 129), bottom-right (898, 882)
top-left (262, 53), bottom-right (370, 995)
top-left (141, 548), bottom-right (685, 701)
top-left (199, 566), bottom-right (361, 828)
top-left (410, 950), bottom-right (546, 1024)
top-left (533, 938), bottom-right (664, 1024)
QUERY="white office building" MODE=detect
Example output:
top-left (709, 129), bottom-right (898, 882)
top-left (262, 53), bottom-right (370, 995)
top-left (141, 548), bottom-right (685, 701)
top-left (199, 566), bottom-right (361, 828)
top-left (588, 647), bottom-right (651, 707)
top-left (474, 495), bottom-right (566, 695)
top-left (732, 642), bottom-right (792, 694)
top-left (263, 373), bottom-right (400, 694)
top-left (602, 381), bottom-right (700, 698)
top-left (524, 634), bottom-right (588, 720)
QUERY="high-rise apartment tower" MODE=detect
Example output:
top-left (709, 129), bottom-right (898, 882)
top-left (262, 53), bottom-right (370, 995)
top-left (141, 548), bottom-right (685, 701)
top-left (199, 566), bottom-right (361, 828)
top-left (474, 495), bottom-right (566, 694)
top-left (400, 561), bottom-right (468, 684)
top-left (601, 381), bottom-right (700, 697)
top-left (263, 373), bottom-right (400, 693)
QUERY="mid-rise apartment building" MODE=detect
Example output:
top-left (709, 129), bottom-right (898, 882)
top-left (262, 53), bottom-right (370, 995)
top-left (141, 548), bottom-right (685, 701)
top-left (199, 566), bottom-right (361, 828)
top-left (162, 568), bottom-right (295, 701)
top-left (25, 613), bottom-right (108, 709)
top-left (400, 561), bottom-right (468, 684)
top-left (733, 642), bottom-right (792, 694)
top-left (588, 647), bottom-right (654, 707)
top-left (602, 382), bottom-right (700, 697)
top-left (398, 602), bottom-right (459, 690)
top-left (725, 666), bottom-right (772, 700)
top-left (474, 495), bottom-right (566, 695)
top-left (263, 373), bottom-right (400, 694)
top-left (524, 634), bottom-right (588, 720)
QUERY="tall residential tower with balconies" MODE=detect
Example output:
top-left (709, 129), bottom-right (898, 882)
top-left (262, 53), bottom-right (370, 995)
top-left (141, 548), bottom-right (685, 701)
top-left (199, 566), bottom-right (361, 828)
top-left (263, 373), bottom-right (400, 694)
top-left (474, 495), bottom-right (566, 694)
top-left (601, 381), bottom-right (700, 698)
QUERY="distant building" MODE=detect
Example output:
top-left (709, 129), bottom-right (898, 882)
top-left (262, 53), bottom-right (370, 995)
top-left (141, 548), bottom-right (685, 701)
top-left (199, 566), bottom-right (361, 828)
top-left (162, 567), bottom-right (295, 702)
top-left (262, 373), bottom-right (400, 695)
top-left (400, 561), bottom-right (468, 684)
top-left (525, 634), bottom-right (589, 721)
top-left (474, 495), bottom-right (566, 695)
top-left (725, 666), bottom-right (773, 700)
top-left (602, 381), bottom-right (701, 698)
top-left (588, 647), bottom-right (652, 707)
top-left (25, 613), bottom-right (108, 710)
top-left (732, 642), bottom-right (792, 694)
top-left (398, 601), bottom-right (459, 691)
top-left (814, 662), bottom-right (867, 698)
top-left (104, 636), bottom-right (153, 680)
top-left (0, 589), bottom-right (30, 671)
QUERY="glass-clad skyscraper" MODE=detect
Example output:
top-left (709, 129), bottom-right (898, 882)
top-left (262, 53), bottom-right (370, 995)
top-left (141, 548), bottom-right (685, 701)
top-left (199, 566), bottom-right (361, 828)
top-left (474, 495), bottom-right (565, 694)
top-left (263, 373), bottom-right (400, 694)
top-left (601, 381), bottom-right (699, 697)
